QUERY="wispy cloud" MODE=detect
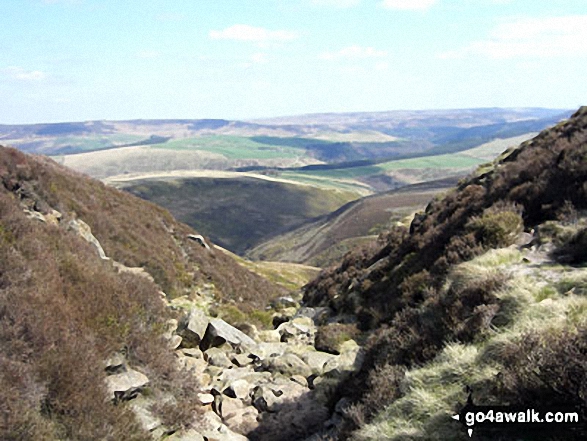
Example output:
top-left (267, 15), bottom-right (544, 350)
top-left (209, 24), bottom-right (298, 45)
top-left (439, 15), bottom-right (587, 59)
top-left (380, 0), bottom-right (437, 11)
top-left (320, 45), bottom-right (388, 60)
top-left (311, 0), bottom-right (360, 8)
top-left (1, 66), bottom-right (46, 81)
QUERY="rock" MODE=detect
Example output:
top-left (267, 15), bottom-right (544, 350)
top-left (112, 262), bottom-right (155, 282)
top-left (302, 351), bottom-right (337, 375)
top-left (67, 218), bottom-right (109, 260)
top-left (223, 379), bottom-right (253, 402)
top-left (105, 368), bottom-right (149, 401)
top-left (271, 296), bottom-right (298, 309)
top-left (198, 393), bottom-right (215, 405)
top-left (290, 375), bottom-right (308, 388)
top-left (200, 318), bottom-right (257, 352)
top-left (263, 353), bottom-right (312, 378)
top-left (169, 335), bottom-right (182, 349)
top-left (129, 396), bottom-right (161, 432)
top-left (180, 308), bottom-right (210, 348)
top-left (180, 347), bottom-right (204, 359)
top-left (257, 329), bottom-right (281, 343)
top-left (323, 340), bottom-right (364, 379)
top-left (277, 318), bottom-right (315, 345)
top-left (187, 234), bottom-right (211, 251)
top-left (198, 410), bottom-right (249, 441)
top-left (231, 353), bottom-right (253, 367)
top-left (223, 404), bottom-right (259, 434)
top-left (166, 428), bottom-right (205, 441)
top-left (104, 352), bottom-right (126, 374)
top-left (294, 307), bottom-right (333, 325)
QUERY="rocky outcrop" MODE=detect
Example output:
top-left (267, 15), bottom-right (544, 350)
top-left (160, 301), bottom-right (365, 441)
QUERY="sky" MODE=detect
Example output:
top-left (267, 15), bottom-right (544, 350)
top-left (0, 0), bottom-right (586, 124)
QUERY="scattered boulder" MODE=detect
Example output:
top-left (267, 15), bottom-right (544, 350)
top-left (302, 351), bottom-right (337, 376)
top-left (263, 353), bottom-right (312, 378)
top-left (204, 347), bottom-right (234, 369)
top-left (200, 318), bottom-right (257, 352)
top-left (179, 307), bottom-right (210, 348)
top-left (104, 368), bottom-right (149, 401)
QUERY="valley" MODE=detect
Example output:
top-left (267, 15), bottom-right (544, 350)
top-left (1, 107), bottom-right (586, 441)
top-left (2, 108), bottom-right (566, 260)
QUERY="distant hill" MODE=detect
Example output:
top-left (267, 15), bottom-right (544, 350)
top-left (0, 108), bottom-right (571, 184)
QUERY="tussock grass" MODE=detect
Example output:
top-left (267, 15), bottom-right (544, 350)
top-left (356, 244), bottom-right (587, 440)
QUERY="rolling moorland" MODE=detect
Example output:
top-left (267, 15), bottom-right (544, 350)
top-left (1, 107), bottom-right (586, 441)
top-left (1, 107), bottom-right (567, 260)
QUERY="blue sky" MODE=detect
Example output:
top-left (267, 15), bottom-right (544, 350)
top-left (0, 0), bottom-right (586, 123)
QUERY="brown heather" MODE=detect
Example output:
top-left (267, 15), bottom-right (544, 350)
top-left (0, 146), bottom-right (285, 439)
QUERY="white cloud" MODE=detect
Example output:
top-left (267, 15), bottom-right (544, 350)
top-left (439, 15), bottom-right (587, 59)
top-left (320, 45), bottom-right (388, 60)
top-left (209, 25), bottom-right (298, 44)
top-left (1, 66), bottom-right (46, 81)
top-left (311, 0), bottom-right (360, 8)
top-left (380, 0), bottom-right (437, 11)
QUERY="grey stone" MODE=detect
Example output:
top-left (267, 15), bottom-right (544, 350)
top-left (180, 307), bottom-right (209, 348)
top-left (302, 351), bottom-right (337, 375)
top-left (129, 396), bottom-right (161, 432)
top-left (231, 353), bottom-right (253, 367)
top-left (166, 429), bottom-right (205, 441)
top-left (263, 353), bottom-right (312, 378)
top-left (105, 368), bottom-right (149, 401)
top-left (204, 347), bottom-right (234, 368)
top-left (200, 318), bottom-right (257, 351)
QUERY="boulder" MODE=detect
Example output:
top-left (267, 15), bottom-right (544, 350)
top-left (104, 352), bottom-right (126, 374)
top-left (105, 368), bottom-right (149, 401)
top-left (223, 403), bottom-right (259, 434)
top-left (200, 318), bottom-right (257, 351)
top-left (294, 307), bottom-right (333, 324)
top-left (204, 347), bottom-right (233, 368)
top-left (302, 351), bottom-right (337, 375)
top-left (223, 379), bottom-right (253, 402)
top-left (129, 396), bottom-right (161, 432)
top-left (231, 353), bottom-right (253, 367)
top-left (262, 353), bottom-right (312, 378)
top-left (198, 393), bottom-right (215, 405)
top-left (198, 410), bottom-right (249, 441)
top-left (166, 429), bottom-right (205, 441)
top-left (179, 308), bottom-right (209, 348)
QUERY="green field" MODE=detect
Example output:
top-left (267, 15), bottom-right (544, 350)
top-left (149, 135), bottom-right (304, 160)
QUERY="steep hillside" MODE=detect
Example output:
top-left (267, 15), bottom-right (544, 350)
top-left (0, 146), bottom-right (287, 440)
top-left (246, 178), bottom-right (459, 267)
top-left (303, 107), bottom-right (587, 439)
top-left (117, 175), bottom-right (359, 254)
